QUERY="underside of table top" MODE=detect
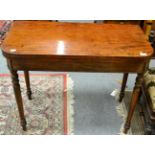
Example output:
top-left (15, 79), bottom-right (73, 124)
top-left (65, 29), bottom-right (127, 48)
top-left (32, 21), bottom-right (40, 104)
top-left (1, 21), bottom-right (153, 58)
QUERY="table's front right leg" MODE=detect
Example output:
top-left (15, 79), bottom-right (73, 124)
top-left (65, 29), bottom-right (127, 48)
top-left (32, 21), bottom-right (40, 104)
top-left (124, 73), bottom-right (143, 134)
top-left (10, 69), bottom-right (27, 131)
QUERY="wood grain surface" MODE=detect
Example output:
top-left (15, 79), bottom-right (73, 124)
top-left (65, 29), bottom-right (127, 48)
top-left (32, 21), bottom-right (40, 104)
top-left (2, 21), bottom-right (153, 58)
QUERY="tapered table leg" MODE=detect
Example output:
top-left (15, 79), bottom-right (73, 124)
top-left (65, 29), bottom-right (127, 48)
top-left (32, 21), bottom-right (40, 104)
top-left (124, 73), bottom-right (143, 134)
top-left (119, 73), bottom-right (128, 102)
top-left (10, 69), bottom-right (27, 131)
top-left (24, 71), bottom-right (32, 100)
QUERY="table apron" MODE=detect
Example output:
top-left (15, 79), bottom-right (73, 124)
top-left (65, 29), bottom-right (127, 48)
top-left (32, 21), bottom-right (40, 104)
top-left (9, 57), bottom-right (148, 73)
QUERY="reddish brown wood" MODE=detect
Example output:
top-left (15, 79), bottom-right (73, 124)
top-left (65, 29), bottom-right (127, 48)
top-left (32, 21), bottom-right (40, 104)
top-left (10, 68), bottom-right (27, 131)
top-left (124, 73), bottom-right (144, 133)
top-left (8, 56), bottom-right (148, 73)
top-left (1, 21), bottom-right (153, 133)
top-left (24, 71), bottom-right (32, 100)
top-left (119, 73), bottom-right (128, 102)
top-left (2, 21), bottom-right (153, 58)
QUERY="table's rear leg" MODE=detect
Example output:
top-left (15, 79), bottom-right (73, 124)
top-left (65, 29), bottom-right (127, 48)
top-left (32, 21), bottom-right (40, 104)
top-left (124, 73), bottom-right (143, 134)
top-left (10, 69), bottom-right (27, 131)
top-left (119, 73), bottom-right (128, 102)
top-left (24, 71), bottom-right (32, 100)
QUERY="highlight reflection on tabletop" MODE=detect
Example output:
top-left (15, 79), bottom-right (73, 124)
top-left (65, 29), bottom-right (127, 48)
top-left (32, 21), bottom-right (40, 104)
top-left (57, 41), bottom-right (65, 55)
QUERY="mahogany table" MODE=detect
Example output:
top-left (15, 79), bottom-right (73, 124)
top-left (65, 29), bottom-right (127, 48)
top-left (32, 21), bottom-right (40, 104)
top-left (1, 21), bottom-right (153, 134)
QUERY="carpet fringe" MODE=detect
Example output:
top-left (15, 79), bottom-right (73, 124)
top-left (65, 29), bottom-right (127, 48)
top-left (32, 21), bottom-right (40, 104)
top-left (67, 75), bottom-right (75, 135)
top-left (113, 89), bottom-right (132, 135)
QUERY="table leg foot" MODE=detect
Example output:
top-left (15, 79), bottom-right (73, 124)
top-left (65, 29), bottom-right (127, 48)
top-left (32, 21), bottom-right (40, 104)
top-left (27, 91), bottom-right (32, 100)
top-left (24, 71), bottom-right (32, 100)
top-left (119, 93), bottom-right (125, 102)
top-left (119, 73), bottom-right (128, 102)
top-left (124, 123), bottom-right (130, 134)
top-left (21, 118), bottom-right (27, 131)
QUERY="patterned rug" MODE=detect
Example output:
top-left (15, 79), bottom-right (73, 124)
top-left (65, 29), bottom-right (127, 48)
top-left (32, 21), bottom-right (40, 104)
top-left (0, 74), bottom-right (74, 135)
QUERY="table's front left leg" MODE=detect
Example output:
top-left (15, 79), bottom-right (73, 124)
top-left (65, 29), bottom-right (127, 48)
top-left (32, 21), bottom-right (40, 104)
top-left (10, 69), bottom-right (27, 131)
top-left (124, 73), bottom-right (143, 134)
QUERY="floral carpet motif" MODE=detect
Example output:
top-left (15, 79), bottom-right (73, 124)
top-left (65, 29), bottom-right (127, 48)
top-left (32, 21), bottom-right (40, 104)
top-left (0, 74), bottom-right (74, 135)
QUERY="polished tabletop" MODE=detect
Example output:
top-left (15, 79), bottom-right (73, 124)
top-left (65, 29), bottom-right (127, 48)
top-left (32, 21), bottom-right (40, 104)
top-left (2, 21), bottom-right (153, 58)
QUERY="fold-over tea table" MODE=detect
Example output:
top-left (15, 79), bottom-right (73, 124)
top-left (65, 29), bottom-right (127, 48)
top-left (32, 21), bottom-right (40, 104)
top-left (1, 21), bottom-right (153, 134)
